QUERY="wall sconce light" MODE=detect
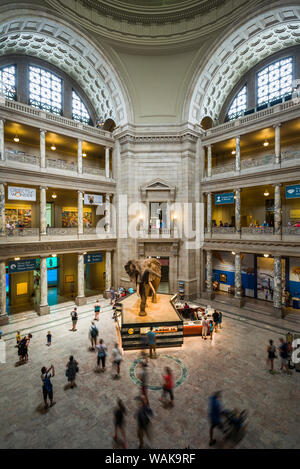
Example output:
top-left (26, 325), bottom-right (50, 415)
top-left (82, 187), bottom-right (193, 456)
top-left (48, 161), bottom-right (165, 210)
top-left (13, 135), bottom-right (20, 143)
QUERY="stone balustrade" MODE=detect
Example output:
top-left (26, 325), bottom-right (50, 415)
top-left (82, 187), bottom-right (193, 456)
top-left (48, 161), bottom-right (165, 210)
top-left (282, 226), bottom-right (300, 235)
top-left (241, 227), bottom-right (274, 235)
top-left (46, 158), bottom-right (78, 172)
top-left (212, 226), bottom-right (235, 234)
top-left (4, 227), bottom-right (39, 237)
top-left (47, 227), bottom-right (78, 235)
top-left (240, 154), bottom-right (275, 169)
top-left (82, 165), bottom-right (106, 177)
top-left (6, 150), bottom-right (40, 166)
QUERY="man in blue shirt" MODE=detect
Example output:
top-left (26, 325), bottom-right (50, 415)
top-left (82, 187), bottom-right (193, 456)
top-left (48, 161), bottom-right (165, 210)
top-left (147, 327), bottom-right (157, 359)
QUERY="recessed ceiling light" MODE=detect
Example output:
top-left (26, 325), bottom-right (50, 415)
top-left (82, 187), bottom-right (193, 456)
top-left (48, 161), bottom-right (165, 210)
top-left (13, 135), bottom-right (20, 143)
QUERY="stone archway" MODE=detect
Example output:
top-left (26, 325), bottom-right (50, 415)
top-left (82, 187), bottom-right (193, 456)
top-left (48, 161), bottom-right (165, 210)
top-left (186, 5), bottom-right (300, 124)
top-left (0, 12), bottom-right (132, 124)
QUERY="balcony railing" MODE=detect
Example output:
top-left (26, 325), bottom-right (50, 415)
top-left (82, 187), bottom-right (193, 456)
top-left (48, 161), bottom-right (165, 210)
top-left (212, 226), bottom-right (235, 234)
top-left (6, 150), bottom-right (40, 166)
top-left (211, 162), bottom-right (235, 175)
top-left (83, 165), bottom-right (106, 177)
top-left (4, 227), bottom-right (39, 237)
top-left (281, 149), bottom-right (300, 162)
top-left (137, 228), bottom-right (174, 237)
top-left (241, 227), bottom-right (274, 235)
top-left (46, 158), bottom-right (78, 172)
top-left (240, 154), bottom-right (274, 169)
top-left (283, 226), bottom-right (300, 235)
top-left (47, 227), bottom-right (78, 235)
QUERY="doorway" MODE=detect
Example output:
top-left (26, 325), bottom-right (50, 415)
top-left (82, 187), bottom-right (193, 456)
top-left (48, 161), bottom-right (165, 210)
top-left (157, 257), bottom-right (169, 293)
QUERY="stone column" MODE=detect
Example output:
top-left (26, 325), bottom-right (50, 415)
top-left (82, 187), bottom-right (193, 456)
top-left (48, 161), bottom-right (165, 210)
top-left (0, 119), bottom-right (5, 161)
top-left (207, 145), bottom-right (212, 177)
top-left (75, 253), bottom-right (86, 306)
top-left (235, 136), bottom-right (241, 172)
top-left (235, 188), bottom-right (241, 235)
top-left (38, 256), bottom-right (50, 315)
top-left (39, 186), bottom-right (47, 236)
top-left (0, 183), bottom-right (5, 237)
top-left (78, 191), bottom-right (83, 235)
top-left (105, 193), bottom-right (111, 233)
top-left (77, 139), bottom-right (82, 175)
top-left (0, 261), bottom-right (8, 324)
top-left (274, 124), bottom-right (281, 165)
top-left (40, 130), bottom-right (46, 169)
top-left (273, 256), bottom-right (283, 318)
top-left (274, 183), bottom-right (282, 236)
top-left (233, 252), bottom-right (244, 306)
top-left (105, 147), bottom-right (110, 178)
top-left (207, 192), bottom-right (212, 236)
top-left (105, 250), bottom-right (112, 293)
top-left (206, 250), bottom-right (214, 300)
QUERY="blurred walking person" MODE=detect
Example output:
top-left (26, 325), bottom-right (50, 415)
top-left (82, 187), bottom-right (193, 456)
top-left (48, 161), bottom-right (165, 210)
top-left (159, 367), bottom-right (174, 407)
top-left (66, 355), bottom-right (79, 388)
top-left (267, 339), bottom-right (276, 373)
top-left (208, 391), bottom-right (223, 446)
top-left (112, 343), bottom-right (122, 379)
top-left (96, 339), bottom-right (107, 372)
top-left (136, 395), bottom-right (152, 449)
top-left (113, 399), bottom-right (127, 448)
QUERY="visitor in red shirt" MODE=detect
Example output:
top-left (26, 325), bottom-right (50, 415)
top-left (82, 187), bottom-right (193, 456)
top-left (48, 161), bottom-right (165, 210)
top-left (159, 367), bottom-right (174, 407)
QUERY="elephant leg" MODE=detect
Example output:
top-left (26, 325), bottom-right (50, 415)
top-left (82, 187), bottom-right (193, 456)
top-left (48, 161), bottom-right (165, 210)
top-left (139, 293), bottom-right (147, 316)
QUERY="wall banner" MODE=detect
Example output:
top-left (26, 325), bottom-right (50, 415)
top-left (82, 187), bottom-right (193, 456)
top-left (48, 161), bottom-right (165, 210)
top-left (8, 186), bottom-right (36, 201)
top-left (286, 184), bottom-right (300, 199)
top-left (215, 192), bottom-right (235, 205)
top-left (84, 194), bottom-right (103, 205)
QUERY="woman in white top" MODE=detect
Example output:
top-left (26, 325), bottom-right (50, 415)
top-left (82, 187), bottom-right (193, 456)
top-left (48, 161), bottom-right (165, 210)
top-left (112, 343), bottom-right (123, 379)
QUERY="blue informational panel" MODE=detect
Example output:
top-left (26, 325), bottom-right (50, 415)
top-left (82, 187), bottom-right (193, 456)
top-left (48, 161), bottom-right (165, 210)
top-left (215, 192), bottom-right (235, 205)
top-left (8, 258), bottom-right (38, 273)
top-left (285, 184), bottom-right (300, 199)
top-left (84, 252), bottom-right (103, 264)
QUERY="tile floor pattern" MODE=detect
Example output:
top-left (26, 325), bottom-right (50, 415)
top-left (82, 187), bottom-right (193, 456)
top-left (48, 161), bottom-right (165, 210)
top-left (0, 298), bottom-right (299, 449)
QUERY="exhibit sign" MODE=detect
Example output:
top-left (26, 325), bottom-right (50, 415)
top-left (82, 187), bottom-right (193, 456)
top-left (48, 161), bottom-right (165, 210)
top-left (8, 186), bottom-right (36, 201)
top-left (286, 184), bottom-right (300, 199)
top-left (215, 192), bottom-right (235, 205)
top-left (8, 258), bottom-right (38, 273)
top-left (84, 252), bottom-right (103, 264)
top-left (84, 194), bottom-right (103, 205)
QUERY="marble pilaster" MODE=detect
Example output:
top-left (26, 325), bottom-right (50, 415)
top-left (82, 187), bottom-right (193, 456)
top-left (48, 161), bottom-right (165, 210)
top-left (38, 257), bottom-right (50, 315)
top-left (78, 139), bottom-right (82, 175)
top-left (0, 183), bottom-right (5, 237)
top-left (274, 183), bottom-right (282, 236)
top-left (0, 260), bottom-right (8, 324)
top-left (235, 188), bottom-right (241, 235)
top-left (274, 124), bottom-right (281, 165)
top-left (105, 147), bottom-right (110, 178)
top-left (78, 191), bottom-right (83, 235)
top-left (0, 119), bottom-right (5, 161)
top-left (207, 145), bottom-right (212, 177)
top-left (235, 136), bottom-right (240, 172)
top-left (105, 251), bottom-right (112, 292)
top-left (206, 250), bottom-right (214, 300)
top-left (105, 193), bottom-right (111, 233)
top-left (273, 256), bottom-right (283, 318)
top-left (75, 253), bottom-right (87, 306)
top-left (207, 192), bottom-right (212, 236)
top-left (40, 130), bottom-right (46, 169)
top-left (39, 187), bottom-right (47, 236)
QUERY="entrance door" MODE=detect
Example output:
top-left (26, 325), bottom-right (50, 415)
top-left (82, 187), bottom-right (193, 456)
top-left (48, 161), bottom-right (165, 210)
top-left (256, 256), bottom-right (286, 302)
top-left (157, 257), bottom-right (169, 293)
top-left (149, 202), bottom-right (168, 232)
top-left (46, 202), bottom-right (53, 228)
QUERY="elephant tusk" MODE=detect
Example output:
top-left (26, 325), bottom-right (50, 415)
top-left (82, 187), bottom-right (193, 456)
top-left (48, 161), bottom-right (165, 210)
top-left (149, 280), bottom-right (156, 295)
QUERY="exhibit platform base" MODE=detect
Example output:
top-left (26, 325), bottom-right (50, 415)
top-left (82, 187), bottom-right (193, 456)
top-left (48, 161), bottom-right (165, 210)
top-left (0, 314), bottom-right (9, 325)
top-left (119, 293), bottom-right (183, 350)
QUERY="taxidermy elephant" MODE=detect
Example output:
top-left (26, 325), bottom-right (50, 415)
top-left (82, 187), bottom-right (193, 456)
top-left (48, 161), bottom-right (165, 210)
top-left (124, 258), bottom-right (161, 316)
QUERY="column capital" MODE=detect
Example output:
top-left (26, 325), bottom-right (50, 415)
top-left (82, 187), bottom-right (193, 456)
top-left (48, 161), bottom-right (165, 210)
top-left (0, 118), bottom-right (6, 124)
top-left (39, 129), bottom-right (47, 134)
top-left (235, 187), bottom-right (242, 193)
top-left (273, 123), bottom-right (281, 128)
top-left (235, 135), bottom-right (240, 140)
top-left (77, 190), bottom-right (84, 194)
top-left (205, 192), bottom-right (212, 196)
top-left (39, 185), bottom-right (48, 190)
top-left (40, 255), bottom-right (48, 259)
top-left (272, 183), bottom-right (282, 188)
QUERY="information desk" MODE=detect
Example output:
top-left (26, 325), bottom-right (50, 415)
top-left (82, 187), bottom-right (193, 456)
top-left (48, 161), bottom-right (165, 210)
top-left (183, 313), bottom-right (214, 337)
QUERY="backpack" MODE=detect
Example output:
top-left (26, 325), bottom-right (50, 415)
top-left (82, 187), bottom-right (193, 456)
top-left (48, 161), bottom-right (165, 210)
top-left (71, 311), bottom-right (77, 320)
top-left (91, 326), bottom-right (98, 338)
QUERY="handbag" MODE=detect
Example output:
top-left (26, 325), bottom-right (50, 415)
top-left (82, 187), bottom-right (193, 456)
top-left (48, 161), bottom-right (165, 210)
top-left (65, 369), bottom-right (69, 377)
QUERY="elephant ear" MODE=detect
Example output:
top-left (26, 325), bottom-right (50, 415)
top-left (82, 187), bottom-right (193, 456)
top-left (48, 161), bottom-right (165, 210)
top-left (142, 259), bottom-right (161, 282)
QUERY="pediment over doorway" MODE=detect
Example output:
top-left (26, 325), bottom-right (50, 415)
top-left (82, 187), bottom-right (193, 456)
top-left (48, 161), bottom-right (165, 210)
top-left (140, 178), bottom-right (176, 201)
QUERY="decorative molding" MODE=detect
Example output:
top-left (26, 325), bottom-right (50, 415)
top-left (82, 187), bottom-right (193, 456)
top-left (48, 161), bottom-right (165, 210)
top-left (140, 178), bottom-right (176, 201)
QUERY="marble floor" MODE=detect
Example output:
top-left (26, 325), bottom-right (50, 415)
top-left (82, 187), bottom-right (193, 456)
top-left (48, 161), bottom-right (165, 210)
top-left (0, 297), bottom-right (299, 449)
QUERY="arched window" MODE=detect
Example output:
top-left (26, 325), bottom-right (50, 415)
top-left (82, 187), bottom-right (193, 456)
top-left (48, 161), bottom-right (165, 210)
top-left (257, 57), bottom-right (293, 106)
top-left (28, 65), bottom-right (62, 114)
top-left (72, 90), bottom-right (91, 124)
top-left (227, 86), bottom-right (247, 120)
top-left (0, 65), bottom-right (16, 100)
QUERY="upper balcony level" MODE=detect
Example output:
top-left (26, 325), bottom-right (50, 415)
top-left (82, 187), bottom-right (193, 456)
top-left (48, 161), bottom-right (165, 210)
top-left (201, 98), bottom-right (300, 182)
top-left (0, 116), bottom-right (114, 185)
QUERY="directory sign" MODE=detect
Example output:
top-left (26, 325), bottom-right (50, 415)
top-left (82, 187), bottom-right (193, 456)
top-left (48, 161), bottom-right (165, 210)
top-left (215, 192), bottom-right (235, 205)
top-left (286, 184), bottom-right (300, 199)
top-left (84, 252), bottom-right (103, 264)
top-left (8, 258), bottom-right (38, 273)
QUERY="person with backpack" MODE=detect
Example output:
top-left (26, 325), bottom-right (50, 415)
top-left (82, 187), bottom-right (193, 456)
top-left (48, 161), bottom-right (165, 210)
top-left (89, 321), bottom-right (99, 350)
top-left (112, 343), bottom-right (123, 379)
top-left (212, 310), bottom-right (219, 332)
top-left (41, 364), bottom-right (55, 409)
top-left (96, 339), bottom-right (107, 372)
top-left (70, 307), bottom-right (78, 332)
top-left (66, 355), bottom-right (79, 388)
top-left (94, 300), bottom-right (101, 321)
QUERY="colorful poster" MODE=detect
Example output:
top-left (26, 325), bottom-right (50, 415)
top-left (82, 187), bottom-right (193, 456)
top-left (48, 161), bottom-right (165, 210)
top-left (84, 194), bottom-right (103, 205)
top-left (8, 186), bottom-right (36, 201)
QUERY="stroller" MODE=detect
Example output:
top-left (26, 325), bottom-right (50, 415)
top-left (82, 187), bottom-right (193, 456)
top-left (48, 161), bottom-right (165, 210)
top-left (222, 409), bottom-right (247, 444)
